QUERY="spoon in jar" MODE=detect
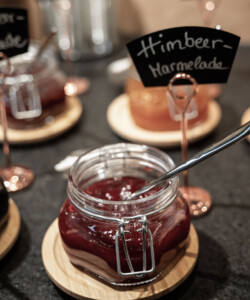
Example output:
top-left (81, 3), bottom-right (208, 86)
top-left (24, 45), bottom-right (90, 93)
top-left (126, 121), bottom-right (250, 200)
top-left (28, 28), bottom-right (57, 71)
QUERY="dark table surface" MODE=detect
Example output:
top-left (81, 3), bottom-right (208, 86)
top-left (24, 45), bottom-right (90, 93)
top-left (0, 44), bottom-right (250, 300)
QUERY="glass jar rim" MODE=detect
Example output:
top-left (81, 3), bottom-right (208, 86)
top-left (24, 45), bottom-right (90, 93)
top-left (68, 143), bottom-right (179, 218)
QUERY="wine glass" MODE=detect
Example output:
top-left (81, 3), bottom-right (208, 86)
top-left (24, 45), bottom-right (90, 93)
top-left (0, 52), bottom-right (34, 192)
top-left (168, 73), bottom-right (212, 216)
top-left (52, 0), bottom-right (90, 97)
top-left (197, 0), bottom-right (221, 26)
top-left (197, 0), bottom-right (222, 98)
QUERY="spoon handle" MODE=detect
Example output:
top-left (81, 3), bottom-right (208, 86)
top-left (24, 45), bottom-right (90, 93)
top-left (29, 29), bottom-right (57, 69)
top-left (129, 121), bottom-right (250, 199)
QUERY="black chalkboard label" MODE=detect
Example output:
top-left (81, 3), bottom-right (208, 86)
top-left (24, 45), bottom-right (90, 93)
top-left (0, 8), bottom-right (29, 58)
top-left (127, 26), bottom-right (240, 86)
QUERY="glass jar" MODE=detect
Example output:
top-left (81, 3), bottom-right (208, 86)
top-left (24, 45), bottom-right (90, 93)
top-left (0, 41), bottom-right (66, 129)
top-left (58, 143), bottom-right (190, 286)
top-left (51, 0), bottom-right (119, 61)
top-left (126, 72), bottom-right (211, 131)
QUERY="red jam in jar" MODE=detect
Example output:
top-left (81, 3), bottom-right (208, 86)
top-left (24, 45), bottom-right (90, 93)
top-left (1, 42), bottom-right (66, 129)
top-left (58, 144), bottom-right (190, 286)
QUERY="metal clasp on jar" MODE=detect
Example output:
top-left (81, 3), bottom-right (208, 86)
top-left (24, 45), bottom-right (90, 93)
top-left (115, 215), bottom-right (155, 278)
top-left (9, 74), bottom-right (42, 119)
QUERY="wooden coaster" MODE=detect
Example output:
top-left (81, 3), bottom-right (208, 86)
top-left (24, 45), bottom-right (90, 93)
top-left (107, 94), bottom-right (221, 147)
top-left (0, 199), bottom-right (21, 260)
top-left (42, 219), bottom-right (199, 300)
top-left (0, 96), bottom-right (83, 145)
top-left (241, 107), bottom-right (250, 142)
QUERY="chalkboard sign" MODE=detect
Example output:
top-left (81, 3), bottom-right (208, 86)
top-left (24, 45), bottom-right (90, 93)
top-left (127, 26), bottom-right (240, 86)
top-left (0, 8), bottom-right (29, 58)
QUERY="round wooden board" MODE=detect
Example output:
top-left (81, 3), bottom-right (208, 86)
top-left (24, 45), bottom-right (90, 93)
top-left (241, 107), bottom-right (250, 142)
top-left (107, 94), bottom-right (221, 147)
top-left (0, 199), bottom-right (21, 260)
top-left (42, 219), bottom-right (199, 300)
top-left (0, 96), bottom-right (83, 145)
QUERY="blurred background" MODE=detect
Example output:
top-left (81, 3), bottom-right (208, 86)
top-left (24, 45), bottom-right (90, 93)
top-left (1, 0), bottom-right (249, 60)
top-left (12, 0), bottom-right (250, 45)
top-left (117, 0), bottom-right (250, 44)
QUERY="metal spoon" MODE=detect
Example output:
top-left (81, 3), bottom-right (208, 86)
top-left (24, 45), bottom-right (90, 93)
top-left (28, 28), bottom-right (57, 70)
top-left (127, 121), bottom-right (250, 200)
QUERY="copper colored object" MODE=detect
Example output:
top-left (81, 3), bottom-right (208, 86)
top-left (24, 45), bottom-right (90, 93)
top-left (0, 52), bottom-right (34, 192)
top-left (64, 76), bottom-right (90, 96)
top-left (179, 186), bottom-right (212, 216)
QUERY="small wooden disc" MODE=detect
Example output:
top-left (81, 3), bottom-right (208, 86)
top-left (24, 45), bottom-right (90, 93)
top-left (0, 199), bottom-right (21, 260)
top-left (241, 107), bottom-right (250, 142)
top-left (0, 96), bottom-right (83, 145)
top-left (42, 219), bottom-right (199, 300)
top-left (107, 94), bottom-right (221, 147)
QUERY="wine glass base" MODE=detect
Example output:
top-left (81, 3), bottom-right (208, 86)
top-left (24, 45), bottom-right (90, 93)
top-left (64, 76), bottom-right (90, 96)
top-left (179, 186), bottom-right (212, 217)
top-left (0, 165), bottom-right (34, 192)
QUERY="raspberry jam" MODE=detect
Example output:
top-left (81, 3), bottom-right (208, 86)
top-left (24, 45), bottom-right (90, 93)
top-left (83, 176), bottom-right (160, 201)
top-left (1, 42), bottom-right (66, 129)
top-left (58, 144), bottom-right (190, 286)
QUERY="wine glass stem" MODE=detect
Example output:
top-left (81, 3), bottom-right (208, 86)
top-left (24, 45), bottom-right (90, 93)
top-left (181, 111), bottom-right (189, 187)
top-left (199, 0), bottom-right (218, 27)
top-left (0, 88), bottom-right (11, 167)
top-left (55, 0), bottom-right (74, 64)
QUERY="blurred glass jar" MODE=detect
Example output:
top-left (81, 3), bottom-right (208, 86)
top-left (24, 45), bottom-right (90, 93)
top-left (58, 143), bottom-right (190, 286)
top-left (0, 42), bottom-right (66, 129)
top-left (126, 69), bottom-right (212, 131)
top-left (40, 0), bottom-right (119, 61)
